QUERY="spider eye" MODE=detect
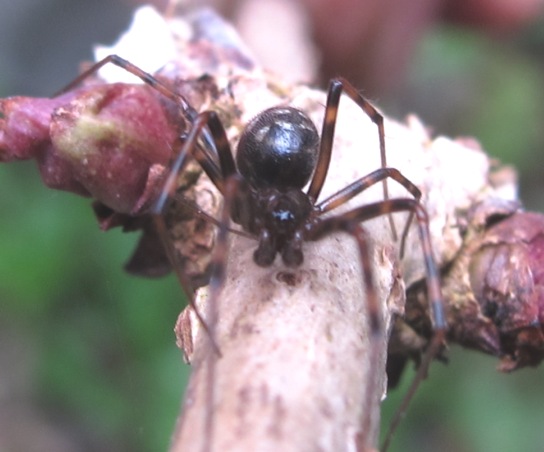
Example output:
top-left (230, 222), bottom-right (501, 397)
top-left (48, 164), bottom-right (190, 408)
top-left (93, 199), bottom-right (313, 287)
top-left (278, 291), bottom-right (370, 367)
top-left (236, 106), bottom-right (319, 190)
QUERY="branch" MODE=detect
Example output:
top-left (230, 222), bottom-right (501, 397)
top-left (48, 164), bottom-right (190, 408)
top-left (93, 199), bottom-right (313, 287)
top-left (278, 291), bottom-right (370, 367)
top-left (1, 6), bottom-right (543, 452)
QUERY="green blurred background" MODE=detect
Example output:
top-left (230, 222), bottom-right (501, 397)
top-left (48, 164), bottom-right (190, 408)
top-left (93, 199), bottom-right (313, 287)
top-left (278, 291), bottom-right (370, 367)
top-left (1, 1), bottom-right (544, 451)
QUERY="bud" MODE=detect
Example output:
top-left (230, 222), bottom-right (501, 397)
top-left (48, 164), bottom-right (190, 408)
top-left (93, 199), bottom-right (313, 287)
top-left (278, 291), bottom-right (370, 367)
top-left (1, 83), bottom-right (180, 213)
top-left (469, 212), bottom-right (544, 371)
top-left (1, 80), bottom-right (217, 286)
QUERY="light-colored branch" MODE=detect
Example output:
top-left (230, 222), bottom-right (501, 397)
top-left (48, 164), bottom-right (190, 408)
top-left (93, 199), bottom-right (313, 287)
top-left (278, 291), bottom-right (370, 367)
top-left (174, 232), bottom-right (389, 452)
top-left (0, 4), bottom-right (538, 452)
top-left (94, 7), bottom-right (516, 452)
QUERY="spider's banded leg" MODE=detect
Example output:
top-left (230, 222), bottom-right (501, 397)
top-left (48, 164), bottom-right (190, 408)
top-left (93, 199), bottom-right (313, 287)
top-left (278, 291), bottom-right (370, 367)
top-left (55, 55), bottom-right (194, 114)
top-left (307, 77), bottom-right (396, 239)
top-left (381, 329), bottom-right (445, 451)
top-left (307, 220), bottom-right (384, 446)
top-left (151, 215), bottom-right (221, 355)
top-left (202, 174), bottom-right (242, 452)
top-left (309, 198), bottom-right (446, 451)
top-left (311, 220), bottom-right (383, 332)
top-left (152, 110), bottom-right (237, 357)
top-left (373, 202), bottom-right (446, 451)
top-left (171, 195), bottom-right (254, 240)
top-left (316, 167), bottom-right (421, 257)
top-left (153, 110), bottom-right (236, 215)
top-left (345, 225), bottom-right (384, 444)
top-left (312, 198), bottom-right (446, 341)
top-left (54, 54), bottom-right (220, 154)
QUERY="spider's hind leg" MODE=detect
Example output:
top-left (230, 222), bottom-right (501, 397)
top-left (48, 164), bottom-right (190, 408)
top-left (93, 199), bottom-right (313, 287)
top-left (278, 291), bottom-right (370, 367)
top-left (308, 197), bottom-right (446, 451)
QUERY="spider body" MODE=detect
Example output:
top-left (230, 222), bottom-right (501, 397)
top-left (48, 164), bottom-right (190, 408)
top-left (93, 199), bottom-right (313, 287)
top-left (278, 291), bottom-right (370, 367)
top-left (232, 106), bottom-right (319, 267)
top-left (235, 106), bottom-right (319, 190)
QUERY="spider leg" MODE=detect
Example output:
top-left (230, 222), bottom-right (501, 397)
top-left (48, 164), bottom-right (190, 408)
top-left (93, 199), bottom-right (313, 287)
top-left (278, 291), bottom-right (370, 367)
top-left (307, 77), bottom-right (397, 239)
top-left (316, 167), bottom-right (421, 258)
top-left (306, 217), bottom-right (383, 444)
top-left (55, 54), bottom-right (194, 114)
top-left (153, 110), bottom-right (236, 214)
top-left (345, 224), bottom-right (383, 442)
top-left (172, 195), bottom-right (254, 240)
top-left (151, 110), bottom-right (237, 358)
top-left (201, 174), bottom-right (242, 452)
top-left (53, 54), bottom-right (222, 155)
top-left (316, 197), bottom-right (446, 340)
top-left (308, 198), bottom-right (446, 451)
top-left (381, 328), bottom-right (445, 451)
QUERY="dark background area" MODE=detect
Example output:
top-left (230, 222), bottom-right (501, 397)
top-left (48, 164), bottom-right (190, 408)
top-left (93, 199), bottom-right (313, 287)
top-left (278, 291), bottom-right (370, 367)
top-left (1, 1), bottom-right (544, 451)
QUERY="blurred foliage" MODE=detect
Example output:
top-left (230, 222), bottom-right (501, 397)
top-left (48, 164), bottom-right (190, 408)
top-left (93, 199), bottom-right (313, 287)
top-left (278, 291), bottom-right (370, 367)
top-left (0, 163), bottom-right (190, 451)
top-left (1, 3), bottom-right (544, 452)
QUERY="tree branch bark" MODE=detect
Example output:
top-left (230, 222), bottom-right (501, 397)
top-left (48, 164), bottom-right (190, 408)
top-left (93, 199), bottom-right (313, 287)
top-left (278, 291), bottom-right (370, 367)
top-left (2, 6), bottom-right (541, 452)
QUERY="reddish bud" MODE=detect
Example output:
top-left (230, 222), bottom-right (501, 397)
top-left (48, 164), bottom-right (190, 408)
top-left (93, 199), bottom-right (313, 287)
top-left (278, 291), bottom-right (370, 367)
top-left (393, 204), bottom-right (544, 380)
top-left (1, 84), bottom-right (180, 213)
top-left (469, 212), bottom-right (544, 370)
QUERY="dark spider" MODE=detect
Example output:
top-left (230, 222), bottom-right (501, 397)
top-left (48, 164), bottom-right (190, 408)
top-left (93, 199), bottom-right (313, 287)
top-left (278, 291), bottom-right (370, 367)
top-left (59, 54), bottom-right (446, 452)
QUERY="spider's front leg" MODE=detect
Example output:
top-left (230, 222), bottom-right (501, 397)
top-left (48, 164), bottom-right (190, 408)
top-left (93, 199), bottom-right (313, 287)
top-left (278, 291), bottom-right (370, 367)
top-left (55, 54), bottom-right (195, 115)
top-left (151, 109), bottom-right (237, 358)
top-left (54, 54), bottom-right (221, 155)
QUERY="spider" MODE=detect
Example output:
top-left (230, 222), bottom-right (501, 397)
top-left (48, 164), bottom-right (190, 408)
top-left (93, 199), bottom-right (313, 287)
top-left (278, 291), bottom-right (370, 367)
top-left (58, 55), bottom-right (446, 451)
